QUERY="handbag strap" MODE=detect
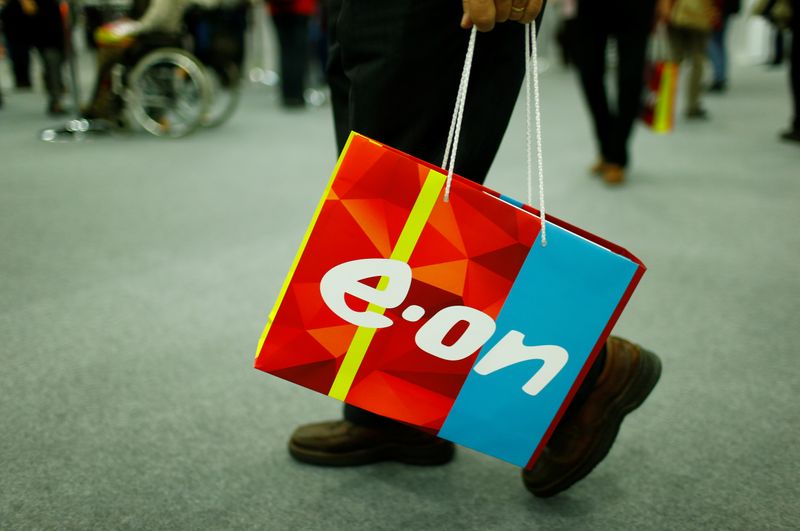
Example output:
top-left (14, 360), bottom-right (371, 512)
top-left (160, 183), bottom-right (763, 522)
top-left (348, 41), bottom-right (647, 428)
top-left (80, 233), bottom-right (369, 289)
top-left (442, 23), bottom-right (548, 247)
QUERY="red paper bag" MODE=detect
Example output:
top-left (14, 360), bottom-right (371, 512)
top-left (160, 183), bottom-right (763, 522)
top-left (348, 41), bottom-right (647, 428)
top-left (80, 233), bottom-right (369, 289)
top-left (255, 132), bottom-right (645, 468)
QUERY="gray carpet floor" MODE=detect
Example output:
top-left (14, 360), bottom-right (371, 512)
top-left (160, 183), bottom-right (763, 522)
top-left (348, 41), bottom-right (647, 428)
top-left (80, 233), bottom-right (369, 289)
top-left (1, 56), bottom-right (799, 530)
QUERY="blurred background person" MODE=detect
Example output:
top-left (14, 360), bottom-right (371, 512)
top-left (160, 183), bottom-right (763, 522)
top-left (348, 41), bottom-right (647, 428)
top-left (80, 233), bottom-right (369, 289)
top-left (0, 0), bottom-right (32, 90)
top-left (83, 0), bottom-right (218, 121)
top-left (707, 0), bottom-right (740, 93)
top-left (306, 0), bottom-right (327, 93)
top-left (753, 0), bottom-right (792, 67)
top-left (0, 3), bottom-right (5, 108)
top-left (769, 25), bottom-right (786, 66)
top-left (82, 0), bottom-right (132, 52)
top-left (666, 0), bottom-right (717, 119)
top-left (186, 0), bottom-right (248, 89)
top-left (574, 0), bottom-right (658, 185)
top-left (267, 0), bottom-right (317, 108)
top-left (782, 0), bottom-right (798, 142)
top-left (553, 0), bottom-right (578, 68)
top-left (0, 0), bottom-right (65, 114)
top-left (752, 0), bottom-right (797, 141)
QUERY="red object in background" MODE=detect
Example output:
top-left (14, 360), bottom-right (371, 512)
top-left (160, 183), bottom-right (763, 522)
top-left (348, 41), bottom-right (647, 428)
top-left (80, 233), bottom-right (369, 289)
top-left (642, 60), bottom-right (679, 133)
top-left (267, 0), bottom-right (318, 16)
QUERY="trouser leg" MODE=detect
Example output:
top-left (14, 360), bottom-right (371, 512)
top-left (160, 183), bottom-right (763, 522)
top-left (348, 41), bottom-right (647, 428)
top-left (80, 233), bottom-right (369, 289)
top-left (7, 39), bottom-right (32, 88)
top-left (575, 0), bottom-right (612, 162)
top-left (790, 0), bottom-right (800, 131)
top-left (773, 28), bottom-right (785, 65)
top-left (38, 47), bottom-right (64, 105)
top-left (327, 0), bottom-right (349, 152)
top-left (329, 0), bottom-right (530, 184)
top-left (708, 17), bottom-right (728, 83)
top-left (607, 0), bottom-right (655, 167)
top-left (667, 25), bottom-right (687, 65)
top-left (687, 31), bottom-right (709, 113)
top-left (273, 13), bottom-right (310, 105)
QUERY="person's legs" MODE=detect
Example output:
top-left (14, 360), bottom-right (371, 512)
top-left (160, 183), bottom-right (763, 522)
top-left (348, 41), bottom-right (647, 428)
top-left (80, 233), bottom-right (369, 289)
top-left (331, 0), bottom-right (528, 183)
top-left (792, 18), bottom-right (800, 132)
top-left (272, 13), bottom-right (310, 107)
top-left (83, 45), bottom-right (127, 119)
top-left (666, 25), bottom-right (685, 63)
top-left (772, 28), bottom-right (784, 66)
top-left (707, 16), bottom-right (728, 89)
top-left (7, 37), bottom-right (32, 89)
top-left (782, 0), bottom-right (800, 139)
top-left (686, 30), bottom-right (710, 116)
top-left (38, 46), bottom-right (65, 114)
top-left (83, 32), bottom-right (173, 120)
top-left (575, 0), bottom-right (612, 167)
top-left (606, 0), bottom-right (655, 169)
top-left (327, 0), bottom-right (349, 151)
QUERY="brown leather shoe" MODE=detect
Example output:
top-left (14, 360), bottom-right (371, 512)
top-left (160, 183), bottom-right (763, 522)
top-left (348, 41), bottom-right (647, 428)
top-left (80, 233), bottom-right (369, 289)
top-left (522, 337), bottom-right (661, 497)
top-left (289, 420), bottom-right (455, 467)
top-left (602, 163), bottom-right (625, 185)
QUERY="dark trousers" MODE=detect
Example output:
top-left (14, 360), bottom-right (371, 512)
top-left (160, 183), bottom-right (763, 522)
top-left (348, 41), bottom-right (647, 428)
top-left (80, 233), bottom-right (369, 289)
top-left (272, 13), bottom-right (310, 105)
top-left (37, 47), bottom-right (64, 105)
top-left (575, 0), bottom-right (656, 167)
top-left (328, 0), bottom-right (528, 183)
top-left (791, 0), bottom-right (800, 132)
top-left (772, 28), bottom-right (785, 65)
top-left (6, 42), bottom-right (63, 102)
top-left (326, 0), bottom-right (608, 431)
top-left (6, 38), bottom-right (33, 88)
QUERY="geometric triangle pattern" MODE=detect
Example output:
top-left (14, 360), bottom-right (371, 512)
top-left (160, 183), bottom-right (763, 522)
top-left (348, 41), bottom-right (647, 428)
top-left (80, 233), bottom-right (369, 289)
top-left (346, 168), bottom-right (540, 429)
top-left (256, 134), bottom-right (426, 394)
top-left (256, 132), bottom-right (539, 417)
top-left (255, 132), bottom-right (644, 468)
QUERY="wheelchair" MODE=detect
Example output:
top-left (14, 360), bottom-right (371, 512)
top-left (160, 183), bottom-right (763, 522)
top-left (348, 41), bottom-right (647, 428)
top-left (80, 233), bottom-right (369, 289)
top-left (100, 2), bottom-right (247, 138)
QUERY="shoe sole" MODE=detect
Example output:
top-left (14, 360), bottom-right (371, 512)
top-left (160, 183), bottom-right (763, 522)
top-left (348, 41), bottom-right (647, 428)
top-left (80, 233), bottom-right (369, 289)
top-left (288, 438), bottom-right (455, 467)
top-left (528, 348), bottom-right (662, 498)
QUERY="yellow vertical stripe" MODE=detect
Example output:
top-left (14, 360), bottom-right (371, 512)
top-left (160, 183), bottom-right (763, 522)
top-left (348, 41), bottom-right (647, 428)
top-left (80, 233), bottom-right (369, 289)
top-left (654, 65), bottom-right (675, 133)
top-left (255, 133), bottom-right (357, 360)
top-left (327, 169), bottom-right (447, 400)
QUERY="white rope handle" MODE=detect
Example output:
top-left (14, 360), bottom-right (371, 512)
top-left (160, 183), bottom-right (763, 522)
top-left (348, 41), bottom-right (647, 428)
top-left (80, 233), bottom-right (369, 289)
top-left (443, 27), bottom-right (478, 201)
top-left (443, 23), bottom-right (547, 247)
top-left (527, 22), bottom-right (547, 246)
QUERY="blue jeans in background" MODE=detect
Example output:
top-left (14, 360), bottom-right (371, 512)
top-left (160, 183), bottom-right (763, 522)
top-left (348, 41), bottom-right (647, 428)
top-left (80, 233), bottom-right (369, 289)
top-left (708, 16), bottom-right (729, 86)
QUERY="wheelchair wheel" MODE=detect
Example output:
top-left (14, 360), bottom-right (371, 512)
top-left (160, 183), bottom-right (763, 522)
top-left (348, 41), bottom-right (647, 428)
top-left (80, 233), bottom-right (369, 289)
top-left (126, 48), bottom-right (211, 138)
top-left (202, 63), bottom-right (242, 129)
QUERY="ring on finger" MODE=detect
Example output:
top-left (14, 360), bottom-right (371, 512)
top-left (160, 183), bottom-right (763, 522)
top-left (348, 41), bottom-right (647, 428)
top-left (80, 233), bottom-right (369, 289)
top-left (511, 6), bottom-right (525, 13)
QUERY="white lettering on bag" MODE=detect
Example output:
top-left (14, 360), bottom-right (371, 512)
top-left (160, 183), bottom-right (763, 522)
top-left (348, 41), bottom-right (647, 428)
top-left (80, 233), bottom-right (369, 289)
top-left (320, 258), bottom-right (569, 396)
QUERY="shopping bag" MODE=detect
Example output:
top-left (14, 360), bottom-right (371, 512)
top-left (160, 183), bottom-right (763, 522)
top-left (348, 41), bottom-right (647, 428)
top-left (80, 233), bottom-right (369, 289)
top-left (642, 26), bottom-right (679, 133)
top-left (255, 131), bottom-right (646, 468)
top-left (642, 60), bottom-right (679, 133)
